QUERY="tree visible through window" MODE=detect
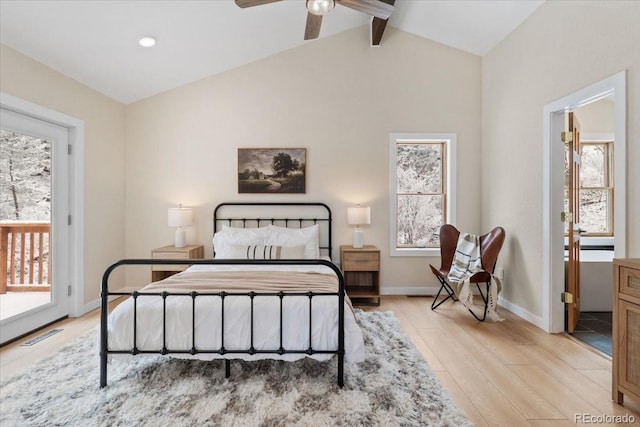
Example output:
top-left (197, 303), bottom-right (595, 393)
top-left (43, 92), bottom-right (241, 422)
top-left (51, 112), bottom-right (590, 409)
top-left (390, 134), bottom-right (455, 256)
top-left (564, 140), bottom-right (613, 236)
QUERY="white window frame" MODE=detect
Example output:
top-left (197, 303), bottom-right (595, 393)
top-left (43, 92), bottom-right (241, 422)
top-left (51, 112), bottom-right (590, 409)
top-left (389, 133), bottom-right (456, 257)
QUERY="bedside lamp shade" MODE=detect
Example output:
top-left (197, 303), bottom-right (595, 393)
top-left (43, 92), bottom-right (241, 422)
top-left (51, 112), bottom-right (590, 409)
top-left (168, 205), bottom-right (193, 248)
top-left (347, 206), bottom-right (370, 249)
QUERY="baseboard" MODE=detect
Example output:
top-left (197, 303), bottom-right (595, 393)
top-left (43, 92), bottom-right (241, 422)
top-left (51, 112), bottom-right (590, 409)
top-left (381, 287), bottom-right (545, 329)
top-left (497, 296), bottom-right (545, 330)
top-left (77, 295), bottom-right (121, 317)
top-left (380, 286), bottom-right (440, 296)
top-left (380, 286), bottom-right (484, 296)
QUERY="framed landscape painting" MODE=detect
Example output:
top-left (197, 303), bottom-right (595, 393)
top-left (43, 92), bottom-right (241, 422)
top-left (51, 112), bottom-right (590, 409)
top-left (238, 148), bottom-right (306, 194)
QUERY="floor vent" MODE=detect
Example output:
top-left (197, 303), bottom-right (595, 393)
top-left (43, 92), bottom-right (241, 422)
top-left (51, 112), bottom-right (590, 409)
top-left (20, 329), bottom-right (63, 346)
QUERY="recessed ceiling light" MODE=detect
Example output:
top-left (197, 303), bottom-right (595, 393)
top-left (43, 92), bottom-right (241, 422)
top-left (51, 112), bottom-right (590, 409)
top-left (138, 36), bottom-right (156, 48)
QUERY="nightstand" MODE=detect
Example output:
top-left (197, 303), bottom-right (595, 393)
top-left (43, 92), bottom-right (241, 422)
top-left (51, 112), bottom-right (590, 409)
top-left (150, 245), bottom-right (204, 282)
top-left (340, 245), bottom-right (380, 306)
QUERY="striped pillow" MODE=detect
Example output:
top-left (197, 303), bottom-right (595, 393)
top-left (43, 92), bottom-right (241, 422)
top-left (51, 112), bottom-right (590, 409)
top-left (227, 244), bottom-right (306, 260)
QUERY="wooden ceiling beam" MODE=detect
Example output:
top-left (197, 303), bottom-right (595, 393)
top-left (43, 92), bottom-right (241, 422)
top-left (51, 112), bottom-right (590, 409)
top-left (371, 0), bottom-right (395, 46)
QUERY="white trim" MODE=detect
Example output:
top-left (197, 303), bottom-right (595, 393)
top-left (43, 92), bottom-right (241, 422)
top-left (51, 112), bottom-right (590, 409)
top-left (497, 297), bottom-right (545, 330)
top-left (542, 71), bottom-right (626, 333)
top-left (83, 294), bottom-right (121, 314)
top-left (380, 286), bottom-right (486, 296)
top-left (389, 133), bottom-right (457, 257)
top-left (381, 286), bottom-right (441, 295)
top-left (0, 92), bottom-right (85, 318)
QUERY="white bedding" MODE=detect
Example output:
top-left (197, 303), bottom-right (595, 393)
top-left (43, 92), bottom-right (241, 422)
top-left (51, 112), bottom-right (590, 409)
top-left (107, 263), bottom-right (365, 363)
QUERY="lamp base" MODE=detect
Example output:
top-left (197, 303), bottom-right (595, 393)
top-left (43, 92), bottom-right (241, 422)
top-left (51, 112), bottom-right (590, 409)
top-left (174, 228), bottom-right (186, 248)
top-left (352, 228), bottom-right (364, 249)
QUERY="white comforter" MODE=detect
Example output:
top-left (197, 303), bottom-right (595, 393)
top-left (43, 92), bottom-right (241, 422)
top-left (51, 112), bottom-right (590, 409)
top-left (107, 263), bottom-right (365, 363)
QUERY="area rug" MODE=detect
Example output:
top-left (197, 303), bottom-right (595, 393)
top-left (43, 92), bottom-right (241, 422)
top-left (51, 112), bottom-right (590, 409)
top-left (0, 310), bottom-right (470, 426)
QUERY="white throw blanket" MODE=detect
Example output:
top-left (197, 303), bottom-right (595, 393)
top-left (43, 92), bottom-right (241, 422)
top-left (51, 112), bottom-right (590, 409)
top-left (447, 233), bottom-right (503, 322)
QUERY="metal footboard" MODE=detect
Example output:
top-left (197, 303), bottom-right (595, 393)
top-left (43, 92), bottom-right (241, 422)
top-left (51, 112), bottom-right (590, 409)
top-left (99, 259), bottom-right (345, 388)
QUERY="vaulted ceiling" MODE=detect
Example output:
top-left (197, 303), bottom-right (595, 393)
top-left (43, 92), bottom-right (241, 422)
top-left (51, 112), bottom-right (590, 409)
top-left (0, 0), bottom-right (543, 104)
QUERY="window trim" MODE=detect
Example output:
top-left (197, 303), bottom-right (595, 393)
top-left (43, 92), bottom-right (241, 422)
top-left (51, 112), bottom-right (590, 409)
top-left (578, 140), bottom-right (613, 236)
top-left (389, 133), bottom-right (456, 257)
top-left (564, 133), bottom-right (615, 239)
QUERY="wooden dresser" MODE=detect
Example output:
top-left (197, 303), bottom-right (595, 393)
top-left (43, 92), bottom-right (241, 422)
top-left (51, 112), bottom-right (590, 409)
top-left (612, 258), bottom-right (640, 405)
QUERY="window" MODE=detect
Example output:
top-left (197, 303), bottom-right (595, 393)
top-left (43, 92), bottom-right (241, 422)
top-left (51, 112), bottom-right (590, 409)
top-left (389, 133), bottom-right (456, 256)
top-left (564, 139), bottom-right (614, 237)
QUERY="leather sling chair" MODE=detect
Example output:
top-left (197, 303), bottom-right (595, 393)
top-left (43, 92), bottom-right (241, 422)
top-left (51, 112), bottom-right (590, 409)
top-left (429, 224), bottom-right (505, 321)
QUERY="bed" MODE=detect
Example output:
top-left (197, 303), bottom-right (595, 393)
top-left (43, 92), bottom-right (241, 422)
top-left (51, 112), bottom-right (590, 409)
top-left (99, 202), bottom-right (364, 388)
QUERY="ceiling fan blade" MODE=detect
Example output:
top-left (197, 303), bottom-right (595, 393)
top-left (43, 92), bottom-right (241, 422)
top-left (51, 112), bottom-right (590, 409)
top-left (336, 0), bottom-right (394, 20)
top-left (235, 0), bottom-right (283, 8)
top-left (304, 12), bottom-right (323, 40)
top-left (371, 17), bottom-right (388, 46)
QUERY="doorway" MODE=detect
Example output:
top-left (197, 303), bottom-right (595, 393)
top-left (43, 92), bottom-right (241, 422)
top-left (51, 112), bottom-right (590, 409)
top-left (542, 71), bottom-right (627, 334)
top-left (0, 108), bottom-right (70, 343)
top-left (0, 93), bottom-right (84, 345)
top-left (563, 100), bottom-right (616, 355)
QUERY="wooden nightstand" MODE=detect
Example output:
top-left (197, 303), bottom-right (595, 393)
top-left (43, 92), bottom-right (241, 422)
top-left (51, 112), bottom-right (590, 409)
top-left (340, 245), bottom-right (380, 306)
top-left (150, 245), bottom-right (204, 282)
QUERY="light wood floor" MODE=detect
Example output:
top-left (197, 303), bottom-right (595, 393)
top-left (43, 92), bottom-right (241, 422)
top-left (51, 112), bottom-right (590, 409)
top-left (1, 296), bottom-right (639, 426)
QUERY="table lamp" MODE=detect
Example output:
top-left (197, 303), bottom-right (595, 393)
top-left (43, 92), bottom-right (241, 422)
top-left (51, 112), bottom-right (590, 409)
top-left (347, 205), bottom-right (371, 249)
top-left (168, 204), bottom-right (193, 248)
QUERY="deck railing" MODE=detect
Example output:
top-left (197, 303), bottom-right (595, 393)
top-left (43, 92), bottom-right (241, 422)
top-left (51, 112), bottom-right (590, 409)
top-left (0, 222), bottom-right (51, 294)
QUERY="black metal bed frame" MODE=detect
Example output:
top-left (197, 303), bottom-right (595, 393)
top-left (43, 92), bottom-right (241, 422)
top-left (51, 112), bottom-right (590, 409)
top-left (212, 202), bottom-right (333, 257)
top-left (100, 202), bottom-right (345, 388)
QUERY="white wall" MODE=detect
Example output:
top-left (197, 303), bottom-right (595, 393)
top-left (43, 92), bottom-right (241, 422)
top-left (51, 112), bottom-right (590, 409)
top-left (575, 98), bottom-right (614, 134)
top-left (482, 1), bottom-right (640, 317)
top-left (0, 44), bottom-right (126, 304)
top-left (124, 26), bottom-right (482, 289)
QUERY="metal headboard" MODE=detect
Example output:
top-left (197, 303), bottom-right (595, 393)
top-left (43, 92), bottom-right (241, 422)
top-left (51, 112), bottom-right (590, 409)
top-left (213, 202), bottom-right (333, 259)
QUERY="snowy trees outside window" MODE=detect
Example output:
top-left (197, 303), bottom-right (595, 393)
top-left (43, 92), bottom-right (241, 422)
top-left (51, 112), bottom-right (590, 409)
top-left (0, 130), bottom-right (51, 221)
top-left (390, 134), bottom-right (455, 256)
top-left (564, 141), bottom-right (613, 236)
top-left (1, 130), bottom-right (51, 285)
top-left (396, 143), bottom-right (445, 248)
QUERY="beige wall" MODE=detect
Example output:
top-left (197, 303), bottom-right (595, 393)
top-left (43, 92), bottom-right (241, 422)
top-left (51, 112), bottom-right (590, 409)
top-left (482, 1), bottom-right (640, 317)
top-left (125, 26), bottom-right (482, 289)
top-left (0, 44), bottom-right (126, 304)
top-left (575, 98), bottom-right (615, 134)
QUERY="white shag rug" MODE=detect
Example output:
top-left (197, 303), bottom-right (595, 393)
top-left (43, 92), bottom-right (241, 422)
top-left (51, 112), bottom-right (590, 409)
top-left (1, 310), bottom-right (470, 426)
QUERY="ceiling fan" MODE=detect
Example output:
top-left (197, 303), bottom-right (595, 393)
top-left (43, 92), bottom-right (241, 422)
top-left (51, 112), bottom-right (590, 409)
top-left (235, 0), bottom-right (396, 45)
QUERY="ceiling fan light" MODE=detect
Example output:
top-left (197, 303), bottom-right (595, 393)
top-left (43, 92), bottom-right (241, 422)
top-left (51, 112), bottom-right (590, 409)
top-left (306, 0), bottom-right (335, 16)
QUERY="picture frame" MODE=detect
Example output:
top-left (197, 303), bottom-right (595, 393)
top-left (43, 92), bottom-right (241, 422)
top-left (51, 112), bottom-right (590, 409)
top-left (238, 148), bottom-right (306, 194)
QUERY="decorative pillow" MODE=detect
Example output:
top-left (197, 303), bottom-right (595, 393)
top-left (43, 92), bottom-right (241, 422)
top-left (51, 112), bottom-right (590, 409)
top-left (213, 225), bottom-right (270, 259)
top-left (227, 244), bottom-right (306, 260)
top-left (265, 224), bottom-right (320, 259)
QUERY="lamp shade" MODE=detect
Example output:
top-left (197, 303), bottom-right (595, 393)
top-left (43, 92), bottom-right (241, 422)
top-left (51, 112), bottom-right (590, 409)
top-left (347, 206), bottom-right (371, 226)
top-left (168, 206), bottom-right (193, 228)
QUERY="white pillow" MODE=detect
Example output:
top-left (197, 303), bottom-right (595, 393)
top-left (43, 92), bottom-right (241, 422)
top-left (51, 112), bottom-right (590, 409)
top-left (226, 244), bottom-right (305, 260)
top-left (265, 224), bottom-right (320, 259)
top-left (213, 225), bottom-right (270, 259)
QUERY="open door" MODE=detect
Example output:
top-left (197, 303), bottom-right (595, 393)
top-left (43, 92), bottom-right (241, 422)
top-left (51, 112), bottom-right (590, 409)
top-left (564, 112), bottom-right (581, 333)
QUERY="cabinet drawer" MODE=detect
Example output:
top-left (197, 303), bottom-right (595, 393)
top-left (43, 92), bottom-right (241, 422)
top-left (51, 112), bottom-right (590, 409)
top-left (620, 267), bottom-right (640, 300)
top-left (343, 252), bottom-right (379, 271)
top-left (152, 251), bottom-right (189, 260)
top-left (151, 251), bottom-right (190, 272)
